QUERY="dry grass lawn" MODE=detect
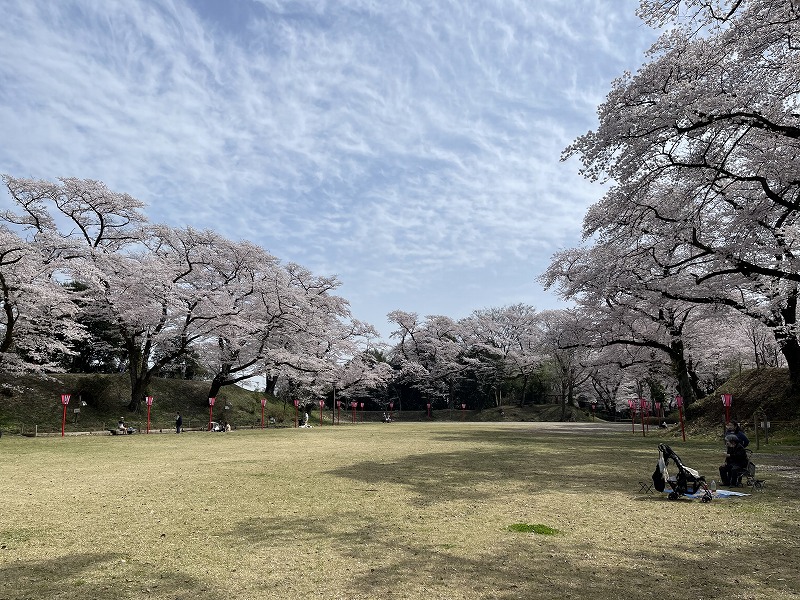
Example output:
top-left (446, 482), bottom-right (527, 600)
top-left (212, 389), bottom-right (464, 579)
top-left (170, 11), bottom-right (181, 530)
top-left (1, 422), bottom-right (798, 599)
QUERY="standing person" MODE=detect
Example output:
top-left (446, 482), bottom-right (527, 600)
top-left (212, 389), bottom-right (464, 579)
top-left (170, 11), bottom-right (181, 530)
top-left (731, 421), bottom-right (749, 448)
top-left (719, 434), bottom-right (748, 486)
top-left (175, 412), bottom-right (182, 434)
top-left (725, 421), bottom-right (749, 448)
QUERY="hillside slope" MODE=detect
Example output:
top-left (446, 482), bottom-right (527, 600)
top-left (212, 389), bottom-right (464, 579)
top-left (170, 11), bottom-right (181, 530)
top-left (0, 372), bottom-right (292, 434)
top-left (687, 367), bottom-right (799, 426)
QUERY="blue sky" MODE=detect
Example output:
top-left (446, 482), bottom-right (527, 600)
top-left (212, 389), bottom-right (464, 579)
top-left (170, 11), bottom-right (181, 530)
top-left (0, 0), bottom-right (658, 340)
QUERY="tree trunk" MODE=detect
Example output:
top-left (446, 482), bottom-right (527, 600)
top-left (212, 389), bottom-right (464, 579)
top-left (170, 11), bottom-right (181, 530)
top-left (207, 373), bottom-right (225, 400)
top-left (779, 336), bottom-right (800, 394)
top-left (670, 338), bottom-right (698, 404)
top-left (777, 290), bottom-right (800, 394)
top-left (206, 362), bottom-right (236, 401)
top-left (265, 374), bottom-right (278, 395)
top-left (559, 379), bottom-right (568, 421)
top-left (0, 275), bottom-right (16, 353)
top-left (518, 375), bottom-right (529, 407)
top-left (128, 372), bottom-right (152, 412)
top-left (126, 343), bottom-right (150, 412)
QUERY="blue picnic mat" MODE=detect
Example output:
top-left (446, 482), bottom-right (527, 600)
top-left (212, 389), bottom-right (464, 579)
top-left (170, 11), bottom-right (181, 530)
top-left (664, 488), bottom-right (749, 499)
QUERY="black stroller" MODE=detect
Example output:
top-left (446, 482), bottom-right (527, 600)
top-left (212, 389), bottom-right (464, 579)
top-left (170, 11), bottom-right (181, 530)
top-left (652, 443), bottom-right (713, 502)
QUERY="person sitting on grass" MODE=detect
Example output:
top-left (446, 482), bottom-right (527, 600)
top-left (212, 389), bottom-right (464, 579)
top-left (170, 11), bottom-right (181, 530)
top-left (719, 434), bottom-right (749, 486)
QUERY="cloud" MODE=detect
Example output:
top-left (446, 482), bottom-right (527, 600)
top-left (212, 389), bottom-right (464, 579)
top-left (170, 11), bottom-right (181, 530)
top-left (0, 0), bottom-right (658, 337)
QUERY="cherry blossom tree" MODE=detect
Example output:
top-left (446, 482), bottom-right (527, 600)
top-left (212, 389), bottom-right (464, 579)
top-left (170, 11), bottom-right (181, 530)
top-left (113, 225), bottom-right (290, 411)
top-left (0, 224), bottom-right (83, 371)
top-left (584, 344), bottom-right (648, 413)
top-left (535, 310), bottom-right (594, 420)
top-left (2, 176), bottom-right (245, 409)
top-left (322, 349), bottom-right (395, 405)
top-left (387, 310), bottom-right (471, 409)
top-left (247, 263), bottom-right (391, 405)
top-left (460, 304), bottom-right (544, 407)
top-left (1, 175), bottom-right (147, 373)
top-left (182, 239), bottom-right (283, 399)
top-left (561, 0), bottom-right (800, 393)
top-left (543, 243), bottom-right (706, 402)
top-left (388, 306), bottom-right (550, 410)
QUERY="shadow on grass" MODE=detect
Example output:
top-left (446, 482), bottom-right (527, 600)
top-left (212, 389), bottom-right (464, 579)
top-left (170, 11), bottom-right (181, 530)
top-left (226, 507), bottom-right (800, 599)
top-left (0, 551), bottom-right (220, 600)
top-left (219, 426), bottom-right (800, 599)
top-left (323, 428), bottom-right (661, 505)
top-left (347, 530), bottom-right (800, 599)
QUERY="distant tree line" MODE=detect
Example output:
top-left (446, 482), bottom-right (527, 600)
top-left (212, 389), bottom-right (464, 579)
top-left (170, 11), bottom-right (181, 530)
top-left (0, 174), bottom-right (782, 415)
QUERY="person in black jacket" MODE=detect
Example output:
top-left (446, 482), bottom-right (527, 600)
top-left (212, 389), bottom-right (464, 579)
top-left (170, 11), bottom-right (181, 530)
top-left (728, 421), bottom-right (749, 448)
top-left (175, 412), bottom-right (182, 434)
top-left (719, 434), bottom-right (748, 486)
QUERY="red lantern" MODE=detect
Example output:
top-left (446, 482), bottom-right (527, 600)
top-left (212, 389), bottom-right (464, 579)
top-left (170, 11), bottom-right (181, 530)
top-left (721, 393), bottom-right (732, 423)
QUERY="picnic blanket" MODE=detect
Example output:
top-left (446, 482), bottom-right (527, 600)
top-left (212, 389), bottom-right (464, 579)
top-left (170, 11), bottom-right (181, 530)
top-left (664, 488), bottom-right (749, 499)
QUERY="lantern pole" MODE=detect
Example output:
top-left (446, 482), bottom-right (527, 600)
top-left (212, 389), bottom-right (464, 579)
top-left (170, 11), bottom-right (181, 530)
top-left (145, 396), bottom-right (154, 433)
top-left (60, 394), bottom-right (71, 437)
top-left (627, 399), bottom-right (635, 434)
top-left (676, 395), bottom-right (686, 441)
top-left (639, 398), bottom-right (646, 437)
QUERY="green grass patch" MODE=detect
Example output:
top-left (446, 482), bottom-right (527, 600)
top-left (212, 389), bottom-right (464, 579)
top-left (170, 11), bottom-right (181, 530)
top-left (507, 523), bottom-right (560, 534)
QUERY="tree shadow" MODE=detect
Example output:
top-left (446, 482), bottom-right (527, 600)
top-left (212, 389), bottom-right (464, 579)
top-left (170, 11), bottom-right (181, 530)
top-left (323, 434), bottom-right (652, 504)
top-left (218, 424), bottom-right (800, 598)
top-left (224, 507), bottom-right (800, 599)
top-left (0, 551), bottom-right (220, 600)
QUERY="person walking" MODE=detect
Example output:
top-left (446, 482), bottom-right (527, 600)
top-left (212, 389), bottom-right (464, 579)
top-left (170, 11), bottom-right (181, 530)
top-left (175, 412), bottom-right (182, 434)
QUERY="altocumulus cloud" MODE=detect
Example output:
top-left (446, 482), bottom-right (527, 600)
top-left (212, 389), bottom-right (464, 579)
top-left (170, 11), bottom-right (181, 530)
top-left (0, 0), bottom-right (657, 338)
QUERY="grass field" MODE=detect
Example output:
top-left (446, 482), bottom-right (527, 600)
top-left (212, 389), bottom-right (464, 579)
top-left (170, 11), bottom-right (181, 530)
top-left (1, 422), bottom-right (799, 599)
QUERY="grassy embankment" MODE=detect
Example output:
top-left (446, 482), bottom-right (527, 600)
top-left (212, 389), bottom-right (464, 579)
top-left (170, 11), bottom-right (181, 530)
top-left (0, 372), bottom-right (293, 435)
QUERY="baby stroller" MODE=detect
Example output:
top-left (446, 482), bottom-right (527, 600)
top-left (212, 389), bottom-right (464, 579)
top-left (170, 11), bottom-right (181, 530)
top-left (652, 443), bottom-right (713, 502)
